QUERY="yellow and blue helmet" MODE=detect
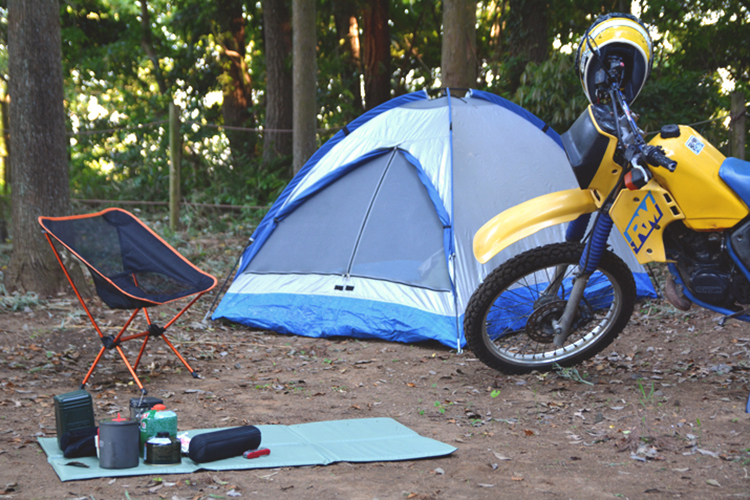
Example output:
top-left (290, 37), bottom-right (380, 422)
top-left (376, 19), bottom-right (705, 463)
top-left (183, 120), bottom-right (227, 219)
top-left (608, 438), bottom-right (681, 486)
top-left (575, 13), bottom-right (654, 104)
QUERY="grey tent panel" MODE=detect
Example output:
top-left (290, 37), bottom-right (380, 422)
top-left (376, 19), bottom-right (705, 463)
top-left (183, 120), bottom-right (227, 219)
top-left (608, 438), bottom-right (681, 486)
top-left (246, 150), bottom-right (450, 291)
top-left (350, 151), bottom-right (450, 290)
top-left (246, 153), bottom-right (393, 275)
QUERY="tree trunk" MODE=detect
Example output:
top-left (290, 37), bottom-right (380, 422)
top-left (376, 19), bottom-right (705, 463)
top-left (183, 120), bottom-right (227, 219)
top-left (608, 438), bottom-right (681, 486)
top-left (217, 0), bottom-right (256, 165)
top-left (504, 0), bottom-right (549, 92)
top-left (140, 0), bottom-right (168, 95)
top-left (0, 97), bottom-right (9, 243)
top-left (333, 0), bottom-right (363, 113)
top-left (362, 0), bottom-right (390, 109)
top-left (441, 0), bottom-right (477, 91)
top-left (6, 0), bottom-right (71, 295)
top-left (263, 0), bottom-right (294, 163)
top-left (292, 0), bottom-right (317, 174)
top-left (731, 91), bottom-right (746, 160)
top-left (507, 0), bottom-right (548, 63)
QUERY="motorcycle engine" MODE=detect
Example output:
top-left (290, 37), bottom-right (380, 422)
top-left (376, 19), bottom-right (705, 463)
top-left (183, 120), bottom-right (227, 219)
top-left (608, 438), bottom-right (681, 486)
top-left (664, 222), bottom-right (750, 308)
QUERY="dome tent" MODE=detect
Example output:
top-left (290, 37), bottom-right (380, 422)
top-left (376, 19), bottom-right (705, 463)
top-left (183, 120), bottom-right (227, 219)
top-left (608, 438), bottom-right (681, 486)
top-left (212, 89), bottom-right (654, 349)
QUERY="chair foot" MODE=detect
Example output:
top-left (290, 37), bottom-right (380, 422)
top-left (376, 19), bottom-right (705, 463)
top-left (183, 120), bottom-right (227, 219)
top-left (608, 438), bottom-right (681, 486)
top-left (191, 371), bottom-right (199, 379)
top-left (140, 388), bottom-right (148, 396)
top-left (79, 383), bottom-right (86, 390)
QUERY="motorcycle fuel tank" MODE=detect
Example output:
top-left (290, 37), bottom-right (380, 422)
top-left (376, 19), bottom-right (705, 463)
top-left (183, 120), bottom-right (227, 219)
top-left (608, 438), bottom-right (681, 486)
top-left (648, 126), bottom-right (749, 230)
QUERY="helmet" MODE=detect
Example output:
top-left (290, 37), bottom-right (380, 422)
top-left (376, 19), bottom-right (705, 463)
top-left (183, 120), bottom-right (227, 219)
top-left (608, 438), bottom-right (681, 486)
top-left (575, 13), bottom-right (653, 105)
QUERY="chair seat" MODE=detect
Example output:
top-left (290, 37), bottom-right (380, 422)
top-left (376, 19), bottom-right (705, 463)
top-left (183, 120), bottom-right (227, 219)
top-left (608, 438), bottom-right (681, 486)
top-left (39, 208), bottom-right (217, 309)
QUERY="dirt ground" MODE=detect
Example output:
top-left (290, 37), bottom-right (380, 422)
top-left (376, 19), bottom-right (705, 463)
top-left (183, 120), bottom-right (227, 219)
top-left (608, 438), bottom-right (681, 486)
top-left (1, 232), bottom-right (750, 500)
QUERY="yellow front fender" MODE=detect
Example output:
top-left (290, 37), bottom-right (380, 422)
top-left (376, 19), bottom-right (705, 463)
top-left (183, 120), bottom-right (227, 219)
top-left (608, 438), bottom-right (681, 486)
top-left (473, 189), bottom-right (598, 264)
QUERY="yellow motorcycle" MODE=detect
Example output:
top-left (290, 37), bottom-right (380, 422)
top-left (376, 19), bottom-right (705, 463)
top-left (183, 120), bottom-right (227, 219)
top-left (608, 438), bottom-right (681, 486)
top-left (464, 13), bottom-right (750, 374)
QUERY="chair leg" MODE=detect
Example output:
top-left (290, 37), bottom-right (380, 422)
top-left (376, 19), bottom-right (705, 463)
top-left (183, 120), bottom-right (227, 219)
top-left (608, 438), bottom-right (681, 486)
top-left (80, 346), bottom-right (107, 389)
top-left (114, 345), bottom-right (147, 394)
top-left (132, 334), bottom-right (150, 372)
top-left (141, 296), bottom-right (203, 378)
top-left (160, 334), bottom-right (199, 378)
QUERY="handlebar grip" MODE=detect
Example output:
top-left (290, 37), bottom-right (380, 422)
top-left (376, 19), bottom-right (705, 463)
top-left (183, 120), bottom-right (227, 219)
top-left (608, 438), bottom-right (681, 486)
top-left (644, 145), bottom-right (677, 172)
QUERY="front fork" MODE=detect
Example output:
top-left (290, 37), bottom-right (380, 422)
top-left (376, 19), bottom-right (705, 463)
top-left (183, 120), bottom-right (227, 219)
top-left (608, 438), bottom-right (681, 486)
top-left (548, 212), bottom-right (614, 346)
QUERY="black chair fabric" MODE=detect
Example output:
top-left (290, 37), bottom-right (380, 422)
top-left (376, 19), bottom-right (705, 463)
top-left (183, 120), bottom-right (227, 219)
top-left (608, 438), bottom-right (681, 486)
top-left (40, 209), bottom-right (216, 309)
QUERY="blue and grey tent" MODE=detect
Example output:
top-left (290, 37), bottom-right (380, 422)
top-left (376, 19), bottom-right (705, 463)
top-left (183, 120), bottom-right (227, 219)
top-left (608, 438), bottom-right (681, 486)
top-left (213, 89), bottom-right (655, 349)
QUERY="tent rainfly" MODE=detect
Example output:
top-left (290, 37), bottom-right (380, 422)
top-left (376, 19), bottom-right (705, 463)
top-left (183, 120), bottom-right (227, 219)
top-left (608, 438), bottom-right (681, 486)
top-left (213, 89), bottom-right (655, 349)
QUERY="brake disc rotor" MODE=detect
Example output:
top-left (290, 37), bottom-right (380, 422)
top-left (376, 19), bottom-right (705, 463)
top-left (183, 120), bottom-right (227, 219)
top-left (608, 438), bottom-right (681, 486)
top-left (526, 300), bottom-right (568, 344)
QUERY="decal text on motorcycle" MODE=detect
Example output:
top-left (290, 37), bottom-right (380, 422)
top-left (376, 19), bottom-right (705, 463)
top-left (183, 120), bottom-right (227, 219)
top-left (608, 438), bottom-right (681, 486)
top-left (624, 192), bottom-right (663, 254)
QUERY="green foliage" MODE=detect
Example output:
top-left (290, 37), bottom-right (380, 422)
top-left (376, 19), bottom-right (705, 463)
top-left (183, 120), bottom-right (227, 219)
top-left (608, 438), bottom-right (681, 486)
top-left (636, 67), bottom-right (727, 149)
top-left (553, 362), bottom-right (594, 385)
top-left (514, 52), bottom-right (589, 131)
top-left (0, 284), bottom-right (43, 312)
top-left (0, 0), bottom-right (745, 212)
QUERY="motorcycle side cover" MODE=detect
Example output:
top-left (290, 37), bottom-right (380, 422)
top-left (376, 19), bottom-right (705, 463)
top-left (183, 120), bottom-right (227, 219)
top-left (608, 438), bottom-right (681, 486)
top-left (609, 179), bottom-right (684, 264)
top-left (472, 188), bottom-right (598, 264)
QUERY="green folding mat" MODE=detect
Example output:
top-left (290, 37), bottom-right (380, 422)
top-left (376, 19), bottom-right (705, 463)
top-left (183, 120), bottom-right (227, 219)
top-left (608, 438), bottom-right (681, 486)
top-left (38, 417), bottom-right (457, 482)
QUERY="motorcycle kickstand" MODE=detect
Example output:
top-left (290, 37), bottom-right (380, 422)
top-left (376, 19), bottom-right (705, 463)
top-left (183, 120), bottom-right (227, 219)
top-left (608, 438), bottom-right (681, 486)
top-left (718, 307), bottom-right (750, 326)
top-left (552, 273), bottom-right (590, 347)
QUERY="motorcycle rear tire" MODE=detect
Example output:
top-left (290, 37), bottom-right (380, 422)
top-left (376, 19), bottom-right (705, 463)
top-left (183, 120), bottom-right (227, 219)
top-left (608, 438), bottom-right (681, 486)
top-left (464, 242), bottom-right (635, 374)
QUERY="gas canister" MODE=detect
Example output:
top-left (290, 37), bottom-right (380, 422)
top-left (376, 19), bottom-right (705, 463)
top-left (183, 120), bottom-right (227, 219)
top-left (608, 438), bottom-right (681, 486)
top-left (139, 404), bottom-right (177, 455)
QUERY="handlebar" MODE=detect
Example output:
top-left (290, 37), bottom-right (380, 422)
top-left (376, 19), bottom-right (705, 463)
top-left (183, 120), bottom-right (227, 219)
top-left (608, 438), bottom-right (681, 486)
top-left (643, 145), bottom-right (677, 172)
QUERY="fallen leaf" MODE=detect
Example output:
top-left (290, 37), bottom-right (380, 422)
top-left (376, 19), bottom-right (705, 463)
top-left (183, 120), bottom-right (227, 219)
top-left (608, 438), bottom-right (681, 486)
top-left (706, 479), bottom-right (721, 487)
top-left (696, 448), bottom-right (719, 458)
top-left (511, 476), bottom-right (524, 481)
top-left (493, 452), bottom-right (511, 460)
top-left (478, 483), bottom-right (495, 488)
top-left (523, 429), bottom-right (534, 436)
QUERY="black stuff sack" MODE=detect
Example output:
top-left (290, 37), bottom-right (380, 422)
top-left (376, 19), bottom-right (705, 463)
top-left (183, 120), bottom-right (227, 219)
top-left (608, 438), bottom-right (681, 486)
top-left (60, 426), bottom-right (98, 458)
top-left (188, 425), bottom-right (261, 463)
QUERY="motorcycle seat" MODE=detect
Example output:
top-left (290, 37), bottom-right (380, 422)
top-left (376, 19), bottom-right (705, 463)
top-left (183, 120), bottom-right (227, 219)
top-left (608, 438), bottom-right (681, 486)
top-left (719, 157), bottom-right (750, 207)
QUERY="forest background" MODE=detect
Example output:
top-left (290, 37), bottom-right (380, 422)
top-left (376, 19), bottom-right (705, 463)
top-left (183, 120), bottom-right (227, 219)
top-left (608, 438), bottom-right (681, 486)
top-left (0, 0), bottom-right (747, 294)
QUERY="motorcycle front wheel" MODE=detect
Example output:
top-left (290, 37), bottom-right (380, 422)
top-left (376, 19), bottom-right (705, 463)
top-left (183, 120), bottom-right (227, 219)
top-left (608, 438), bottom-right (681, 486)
top-left (464, 242), bottom-right (636, 374)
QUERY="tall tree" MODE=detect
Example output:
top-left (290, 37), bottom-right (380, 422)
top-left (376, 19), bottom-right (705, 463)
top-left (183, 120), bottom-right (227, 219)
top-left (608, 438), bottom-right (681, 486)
top-left (362, 0), bottom-right (391, 109)
top-left (333, 0), bottom-right (363, 113)
top-left (263, 0), bottom-right (294, 163)
top-left (216, 0), bottom-right (256, 164)
top-left (502, 0), bottom-right (550, 93)
top-left (140, 0), bottom-right (168, 95)
top-left (5, 0), bottom-right (70, 294)
top-left (442, 0), bottom-right (477, 90)
top-left (292, 0), bottom-right (317, 174)
top-left (507, 0), bottom-right (549, 64)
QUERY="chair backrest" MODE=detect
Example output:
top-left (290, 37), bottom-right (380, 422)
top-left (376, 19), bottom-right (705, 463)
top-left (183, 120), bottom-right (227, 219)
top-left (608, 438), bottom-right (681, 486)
top-left (39, 208), bottom-right (217, 309)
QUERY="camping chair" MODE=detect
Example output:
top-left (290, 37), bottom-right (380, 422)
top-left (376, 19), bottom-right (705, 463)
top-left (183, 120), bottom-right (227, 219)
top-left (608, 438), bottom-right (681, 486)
top-left (38, 208), bottom-right (217, 394)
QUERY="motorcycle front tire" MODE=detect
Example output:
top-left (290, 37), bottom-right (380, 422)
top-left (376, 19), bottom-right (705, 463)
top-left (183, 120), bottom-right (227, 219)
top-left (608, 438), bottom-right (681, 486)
top-left (464, 242), bottom-right (636, 374)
